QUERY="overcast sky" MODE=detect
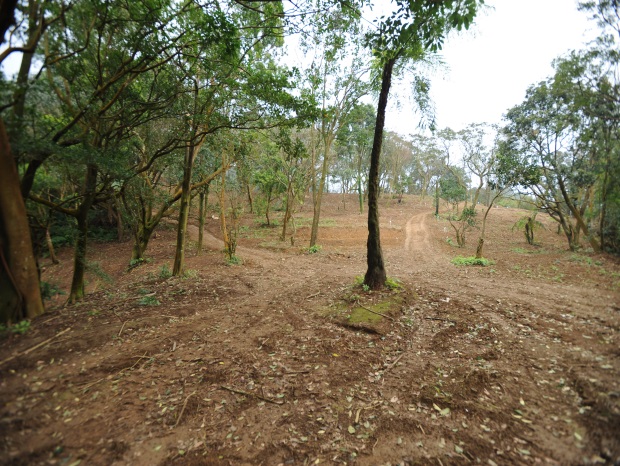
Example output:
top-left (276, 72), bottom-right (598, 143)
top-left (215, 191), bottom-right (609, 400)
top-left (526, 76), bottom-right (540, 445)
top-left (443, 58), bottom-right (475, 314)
top-left (387, 0), bottom-right (599, 135)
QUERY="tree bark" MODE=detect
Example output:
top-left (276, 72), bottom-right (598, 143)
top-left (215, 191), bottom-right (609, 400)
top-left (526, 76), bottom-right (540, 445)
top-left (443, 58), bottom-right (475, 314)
top-left (364, 57), bottom-right (396, 290)
top-left (310, 134), bottom-right (334, 247)
top-left (197, 186), bottom-right (209, 254)
top-left (0, 118), bottom-right (44, 323)
top-left (173, 144), bottom-right (195, 276)
top-left (475, 203), bottom-right (494, 259)
top-left (45, 228), bottom-right (59, 264)
top-left (68, 163), bottom-right (98, 304)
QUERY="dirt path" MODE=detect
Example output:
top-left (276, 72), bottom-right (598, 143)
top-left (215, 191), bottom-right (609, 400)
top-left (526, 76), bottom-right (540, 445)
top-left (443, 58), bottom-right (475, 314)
top-left (1, 194), bottom-right (619, 466)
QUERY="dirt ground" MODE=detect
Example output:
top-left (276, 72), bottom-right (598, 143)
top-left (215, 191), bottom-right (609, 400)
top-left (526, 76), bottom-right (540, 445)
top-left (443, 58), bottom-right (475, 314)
top-left (1, 193), bottom-right (619, 466)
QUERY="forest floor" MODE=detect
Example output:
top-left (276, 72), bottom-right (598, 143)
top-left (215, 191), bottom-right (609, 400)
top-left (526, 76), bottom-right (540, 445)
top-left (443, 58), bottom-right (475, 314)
top-left (1, 194), bottom-right (619, 466)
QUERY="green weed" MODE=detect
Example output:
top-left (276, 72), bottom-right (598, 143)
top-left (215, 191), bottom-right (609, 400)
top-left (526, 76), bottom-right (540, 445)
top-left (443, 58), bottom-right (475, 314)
top-left (385, 277), bottom-right (403, 291)
top-left (308, 244), bottom-right (322, 254)
top-left (158, 264), bottom-right (172, 279)
top-left (451, 256), bottom-right (495, 267)
top-left (138, 295), bottom-right (160, 306)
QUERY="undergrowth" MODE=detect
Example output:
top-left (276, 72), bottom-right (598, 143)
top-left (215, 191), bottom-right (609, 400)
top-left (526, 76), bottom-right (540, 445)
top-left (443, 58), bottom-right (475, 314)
top-left (451, 256), bottom-right (495, 267)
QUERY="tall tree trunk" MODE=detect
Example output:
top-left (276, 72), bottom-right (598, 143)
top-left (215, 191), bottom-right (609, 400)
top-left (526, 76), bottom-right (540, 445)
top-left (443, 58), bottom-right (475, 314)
top-left (45, 228), bottom-right (59, 264)
top-left (310, 135), bottom-right (334, 247)
top-left (220, 164), bottom-right (230, 257)
top-left (173, 144), bottom-right (195, 276)
top-left (265, 187), bottom-right (272, 226)
top-left (197, 186), bottom-right (209, 254)
top-left (281, 181), bottom-right (293, 242)
top-left (132, 224), bottom-right (154, 260)
top-left (68, 163), bottom-right (98, 304)
top-left (558, 177), bottom-right (600, 252)
top-left (0, 118), bottom-right (44, 323)
top-left (364, 57), bottom-right (396, 290)
top-left (246, 183), bottom-right (253, 214)
top-left (357, 154), bottom-right (364, 214)
top-left (475, 203), bottom-right (494, 259)
top-left (600, 168), bottom-right (609, 251)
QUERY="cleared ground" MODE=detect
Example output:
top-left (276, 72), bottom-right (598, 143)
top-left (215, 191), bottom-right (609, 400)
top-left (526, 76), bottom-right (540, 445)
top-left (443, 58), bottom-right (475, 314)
top-left (1, 194), bottom-right (619, 465)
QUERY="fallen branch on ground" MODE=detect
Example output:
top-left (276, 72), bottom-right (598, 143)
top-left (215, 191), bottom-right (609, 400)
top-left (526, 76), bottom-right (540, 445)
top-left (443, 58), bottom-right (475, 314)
top-left (220, 385), bottom-right (284, 405)
top-left (0, 327), bottom-right (71, 367)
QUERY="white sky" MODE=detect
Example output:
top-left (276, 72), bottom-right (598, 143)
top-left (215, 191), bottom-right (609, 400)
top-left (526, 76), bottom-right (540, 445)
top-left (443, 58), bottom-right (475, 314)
top-left (387, 0), bottom-right (599, 134)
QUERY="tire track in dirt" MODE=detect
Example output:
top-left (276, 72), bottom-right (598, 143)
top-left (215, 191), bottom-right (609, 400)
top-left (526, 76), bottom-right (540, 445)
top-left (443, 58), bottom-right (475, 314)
top-left (404, 211), bottom-right (430, 253)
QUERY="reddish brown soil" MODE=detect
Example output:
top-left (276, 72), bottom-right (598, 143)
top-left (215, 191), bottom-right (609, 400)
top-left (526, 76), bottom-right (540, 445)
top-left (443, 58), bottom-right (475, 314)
top-left (1, 194), bottom-right (619, 466)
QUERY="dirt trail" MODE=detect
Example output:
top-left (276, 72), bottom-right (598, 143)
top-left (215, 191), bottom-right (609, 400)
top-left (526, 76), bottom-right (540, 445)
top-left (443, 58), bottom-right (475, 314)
top-left (1, 194), bottom-right (619, 466)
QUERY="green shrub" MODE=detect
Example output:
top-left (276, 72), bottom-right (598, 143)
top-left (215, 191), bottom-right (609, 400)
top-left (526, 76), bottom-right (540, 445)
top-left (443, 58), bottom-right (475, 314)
top-left (158, 264), bottom-right (172, 279)
top-left (308, 244), bottom-right (322, 254)
top-left (451, 256), bottom-right (495, 267)
top-left (138, 295), bottom-right (160, 306)
top-left (226, 255), bottom-right (242, 265)
top-left (2, 320), bottom-right (32, 335)
top-left (385, 277), bottom-right (403, 291)
top-left (40, 281), bottom-right (65, 300)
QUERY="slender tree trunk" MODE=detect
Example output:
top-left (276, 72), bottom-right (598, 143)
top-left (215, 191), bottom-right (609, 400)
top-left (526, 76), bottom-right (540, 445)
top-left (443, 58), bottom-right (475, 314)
top-left (358, 154), bottom-right (364, 214)
top-left (435, 182), bottom-right (439, 216)
top-left (475, 203), bottom-right (494, 259)
top-left (114, 198), bottom-right (124, 242)
top-left (220, 164), bottom-right (230, 257)
top-left (173, 144), bottom-right (195, 276)
top-left (45, 228), bottom-right (59, 264)
top-left (132, 224), bottom-right (154, 261)
top-left (246, 184), bottom-right (253, 214)
top-left (558, 177), bottom-right (600, 252)
top-left (364, 57), bottom-right (396, 289)
top-left (68, 163), bottom-right (98, 304)
top-left (197, 187), bottom-right (207, 254)
top-left (600, 169), bottom-right (609, 251)
top-left (265, 188), bottom-right (272, 226)
top-left (310, 135), bottom-right (334, 247)
top-left (0, 118), bottom-right (44, 323)
top-left (281, 181), bottom-right (293, 241)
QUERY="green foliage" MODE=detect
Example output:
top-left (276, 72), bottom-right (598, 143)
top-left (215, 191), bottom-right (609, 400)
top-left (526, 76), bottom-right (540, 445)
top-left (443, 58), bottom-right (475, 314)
top-left (128, 257), bottom-right (150, 269)
top-left (86, 261), bottom-right (113, 284)
top-left (0, 320), bottom-right (31, 335)
top-left (308, 244), bottom-right (322, 254)
top-left (512, 212), bottom-right (546, 245)
top-left (40, 281), bottom-right (65, 300)
top-left (451, 256), bottom-right (495, 267)
top-left (183, 269), bottom-right (199, 279)
top-left (226, 255), bottom-right (242, 266)
top-left (440, 168), bottom-right (469, 206)
top-left (138, 295), bottom-right (160, 306)
top-left (158, 264), bottom-right (172, 279)
top-left (385, 277), bottom-right (402, 291)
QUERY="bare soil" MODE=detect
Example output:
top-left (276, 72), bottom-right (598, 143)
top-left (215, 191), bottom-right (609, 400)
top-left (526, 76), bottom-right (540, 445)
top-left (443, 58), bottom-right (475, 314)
top-left (1, 194), bottom-right (619, 466)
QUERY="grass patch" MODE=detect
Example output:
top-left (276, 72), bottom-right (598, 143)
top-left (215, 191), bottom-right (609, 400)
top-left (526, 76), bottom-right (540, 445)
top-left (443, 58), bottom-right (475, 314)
top-left (451, 256), bottom-right (495, 267)
top-left (308, 244), bottom-right (322, 254)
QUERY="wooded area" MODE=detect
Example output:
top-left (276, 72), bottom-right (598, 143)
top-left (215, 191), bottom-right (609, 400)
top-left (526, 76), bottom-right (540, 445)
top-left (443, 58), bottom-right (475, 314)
top-left (0, 0), bottom-right (618, 322)
top-left (0, 2), bottom-right (619, 464)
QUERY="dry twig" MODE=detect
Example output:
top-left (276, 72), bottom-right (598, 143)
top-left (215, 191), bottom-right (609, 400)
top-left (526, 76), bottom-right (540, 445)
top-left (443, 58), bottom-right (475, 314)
top-left (174, 392), bottom-right (196, 427)
top-left (357, 303), bottom-right (395, 321)
top-left (220, 385), bottom-right (284, 405)
top-left (0, 327), bottom-right (71, 367)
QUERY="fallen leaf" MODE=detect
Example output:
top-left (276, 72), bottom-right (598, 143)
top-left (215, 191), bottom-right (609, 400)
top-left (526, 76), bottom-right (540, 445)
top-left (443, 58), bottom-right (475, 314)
top-left (348, 425), bottom-right (356, 434)
top-left (455, 445), bottom-right (464, 454)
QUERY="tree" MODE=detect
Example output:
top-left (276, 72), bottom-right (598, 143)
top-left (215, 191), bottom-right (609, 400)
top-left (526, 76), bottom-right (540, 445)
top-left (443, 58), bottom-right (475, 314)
top-left (362, 0), bottom-right (483, 288)
top-left (500, 75), bottom-right (604, 252)
top-left (0, 0), bottom-right (44, 323)
top-left (334, 103), bottom-right (375, 213)
top-left (300, 6), bottom-right (370, 248)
